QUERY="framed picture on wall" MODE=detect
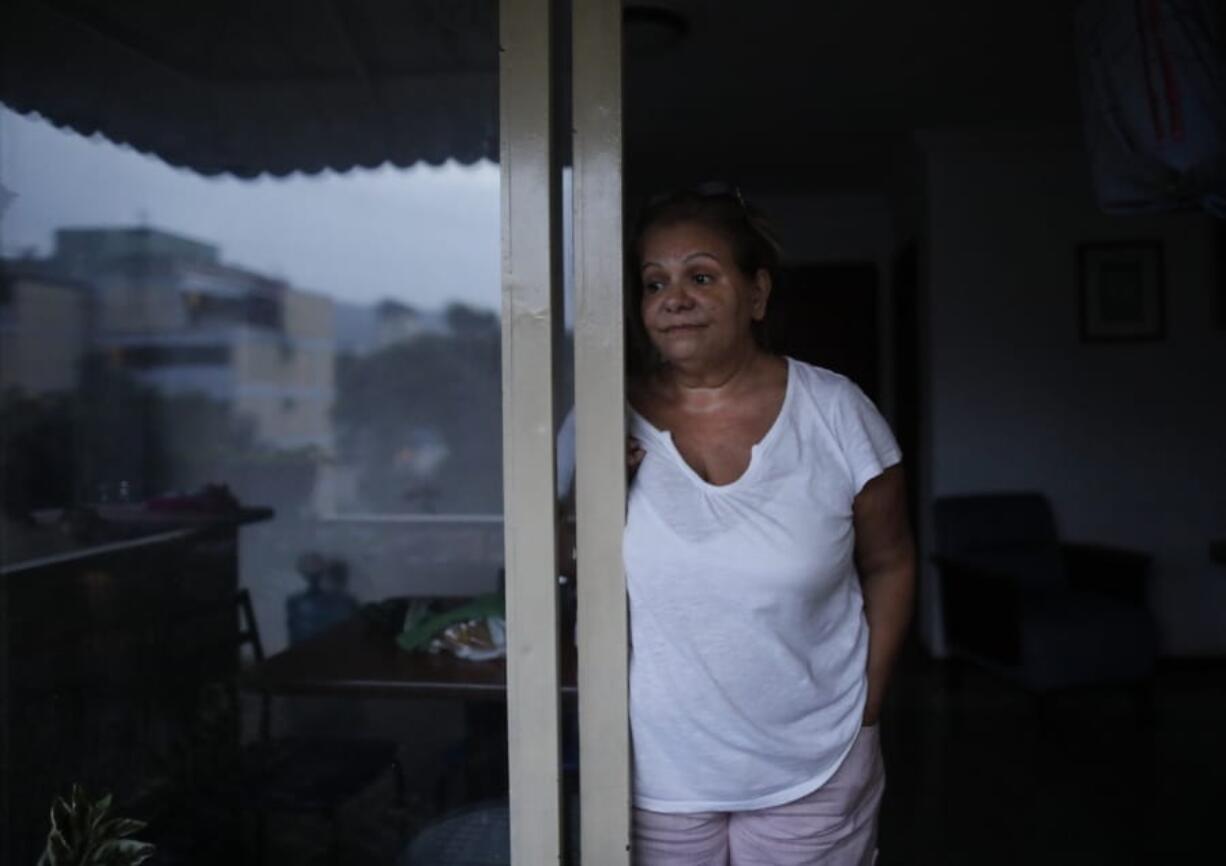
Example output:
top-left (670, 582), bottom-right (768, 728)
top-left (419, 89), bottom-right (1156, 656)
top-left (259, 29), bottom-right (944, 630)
top-left (1078, 241), bottom-right (1165, 342)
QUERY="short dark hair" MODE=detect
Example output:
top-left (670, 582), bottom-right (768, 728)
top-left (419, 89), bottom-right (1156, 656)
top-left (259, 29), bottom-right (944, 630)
top-left (632, 185), bottom-right (782, 284)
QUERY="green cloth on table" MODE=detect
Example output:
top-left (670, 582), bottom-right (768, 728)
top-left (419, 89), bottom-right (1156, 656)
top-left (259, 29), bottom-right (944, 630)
top-left (396, 592), bottom-right (505, 653)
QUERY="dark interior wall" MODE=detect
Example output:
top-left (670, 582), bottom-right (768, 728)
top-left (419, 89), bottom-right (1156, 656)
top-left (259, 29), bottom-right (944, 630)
top-left (920, 126), bottom-right (1226, 656)
top-left (754, 192), bottom-right (897, 413)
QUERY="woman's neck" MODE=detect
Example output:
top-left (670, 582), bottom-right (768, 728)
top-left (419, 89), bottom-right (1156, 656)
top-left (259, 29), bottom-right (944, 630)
top-left (658, 345), bottom-right (768, 410)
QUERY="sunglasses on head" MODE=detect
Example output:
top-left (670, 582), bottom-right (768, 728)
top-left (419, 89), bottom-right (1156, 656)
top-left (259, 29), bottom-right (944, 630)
top-left (647, 180), bottom-right (749, 212)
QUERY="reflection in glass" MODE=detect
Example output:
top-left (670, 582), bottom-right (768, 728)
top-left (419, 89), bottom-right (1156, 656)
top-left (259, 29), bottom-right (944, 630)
top-left (1, 82), bottom-right (513, 861)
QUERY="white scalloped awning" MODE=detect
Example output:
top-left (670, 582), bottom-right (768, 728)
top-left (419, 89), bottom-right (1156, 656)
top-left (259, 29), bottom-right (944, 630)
top-left (1, 0), bottom-right (500, 177)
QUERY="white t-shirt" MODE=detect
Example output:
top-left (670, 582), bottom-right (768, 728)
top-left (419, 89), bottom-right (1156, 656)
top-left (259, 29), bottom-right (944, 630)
top-left (623, 357), bottom-right (902, 812)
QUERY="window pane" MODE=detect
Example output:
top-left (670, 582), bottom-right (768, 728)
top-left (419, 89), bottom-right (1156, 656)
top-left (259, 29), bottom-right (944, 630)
top-left (1, 3), bottom-right (510, 862)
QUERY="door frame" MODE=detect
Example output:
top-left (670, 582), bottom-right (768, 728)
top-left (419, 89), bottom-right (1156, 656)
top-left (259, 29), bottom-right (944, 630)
top-left (500, 0), bottom-right (629, 862)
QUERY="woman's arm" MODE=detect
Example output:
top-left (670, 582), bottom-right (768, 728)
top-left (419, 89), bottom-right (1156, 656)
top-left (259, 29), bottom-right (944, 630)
top-left (852, 464), bottom-right (916, 725)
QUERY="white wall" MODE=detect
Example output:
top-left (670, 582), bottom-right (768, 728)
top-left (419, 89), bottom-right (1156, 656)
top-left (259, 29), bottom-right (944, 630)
top-left (921, 127), bottom-right (1226, 656)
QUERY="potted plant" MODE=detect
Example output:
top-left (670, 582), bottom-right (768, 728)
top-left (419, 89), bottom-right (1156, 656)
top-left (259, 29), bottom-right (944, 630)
top-left (37, 785), bottom-right (154, 866)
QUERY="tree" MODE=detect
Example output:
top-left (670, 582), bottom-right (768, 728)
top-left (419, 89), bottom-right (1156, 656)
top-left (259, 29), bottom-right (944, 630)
top-left (335, 324), bottom-right (503, 514)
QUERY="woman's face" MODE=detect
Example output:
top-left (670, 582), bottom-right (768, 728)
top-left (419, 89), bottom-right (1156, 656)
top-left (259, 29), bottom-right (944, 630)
top-left (638, 220), bottom-right (770, 369)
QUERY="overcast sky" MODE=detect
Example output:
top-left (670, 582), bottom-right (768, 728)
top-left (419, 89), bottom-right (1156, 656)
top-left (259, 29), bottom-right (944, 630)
top-left (0, 107), bottom-right (502, 312)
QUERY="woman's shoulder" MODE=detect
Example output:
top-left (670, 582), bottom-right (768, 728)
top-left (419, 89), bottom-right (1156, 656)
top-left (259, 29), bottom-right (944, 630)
top-left (784, 358), bottom-right (893, 436)
top-left (785, 358), bottom-right (894, 455)
top-left (784, 357), bottom-right (857, 402)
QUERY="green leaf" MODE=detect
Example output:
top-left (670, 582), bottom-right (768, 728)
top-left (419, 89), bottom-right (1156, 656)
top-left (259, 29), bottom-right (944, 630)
top-left (47, 828), bottom-right (72, 866)
top-left (96, 838), bottom-right (156, 866)
top-left (71, 783), bottom-right (90, 817)
top-left (89, 794), bottom-right (114, 845)
top-left (70, 785), bottom-right (90, 851)
top-left (115, 839), bottom-right (156, 856)
top-left (49, 796), bottom-right (71, 839)
top-left (97, 817), bottom-right (147, 840)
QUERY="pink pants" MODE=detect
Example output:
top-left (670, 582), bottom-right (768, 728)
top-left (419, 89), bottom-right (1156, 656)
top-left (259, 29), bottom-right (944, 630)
top-left (632, 725), bottom-right (885, 866)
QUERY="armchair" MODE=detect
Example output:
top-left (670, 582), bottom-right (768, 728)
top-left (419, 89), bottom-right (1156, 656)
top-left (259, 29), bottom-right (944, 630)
top-left (932, 493), bottom-right (1156, 692)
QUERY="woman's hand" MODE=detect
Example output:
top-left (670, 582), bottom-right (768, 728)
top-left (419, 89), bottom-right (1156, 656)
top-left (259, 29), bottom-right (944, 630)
top-left (628, 436), bottom-right (646, 481)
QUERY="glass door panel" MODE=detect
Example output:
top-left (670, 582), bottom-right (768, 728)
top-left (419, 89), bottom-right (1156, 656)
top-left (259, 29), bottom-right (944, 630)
top-left (0, 2), bottom-right (534, 863)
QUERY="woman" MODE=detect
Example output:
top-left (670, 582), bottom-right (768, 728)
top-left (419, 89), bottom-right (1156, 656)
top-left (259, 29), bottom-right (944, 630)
top-left (624, 187), bottom-right (915, 865)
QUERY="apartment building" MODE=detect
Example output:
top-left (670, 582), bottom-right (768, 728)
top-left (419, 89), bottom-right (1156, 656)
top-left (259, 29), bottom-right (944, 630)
top-left (46, 226), bottom-right (337, 452)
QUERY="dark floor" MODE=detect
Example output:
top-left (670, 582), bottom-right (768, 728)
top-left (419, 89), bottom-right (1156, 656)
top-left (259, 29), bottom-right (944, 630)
top-left (876, 654), bottom-right (1225, 866)
top-left (230, 652), bottom-right (1225, 865)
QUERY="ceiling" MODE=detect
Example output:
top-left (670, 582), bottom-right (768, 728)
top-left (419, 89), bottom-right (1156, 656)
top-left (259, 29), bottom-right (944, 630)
top-left (624, 0), bottom-right (1084, 191)
top-left (1, 0), bottom-right (1085, 185)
